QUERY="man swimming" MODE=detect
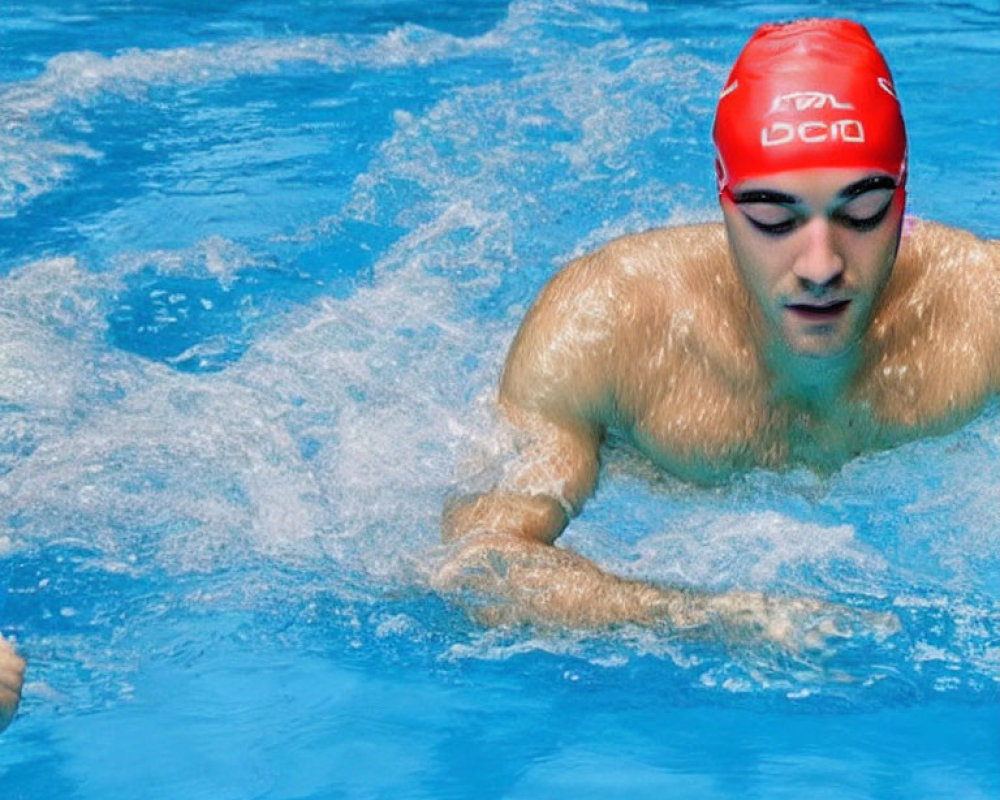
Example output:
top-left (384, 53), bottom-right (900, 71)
top-left (434, 19), bottom-right (999, 643)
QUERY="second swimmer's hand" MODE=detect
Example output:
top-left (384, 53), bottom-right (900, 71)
top-left (0, 636), bottom-right (25, 733)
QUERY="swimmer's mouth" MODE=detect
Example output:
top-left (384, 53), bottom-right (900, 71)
top-left (785, 299), bottom-right (851, 320)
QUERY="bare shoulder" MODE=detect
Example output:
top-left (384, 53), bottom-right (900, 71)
top-left (866, 219), bottom-right (1000, 421)
top-left (899, 219), bottom-right (999, 273)
top-left (525, 222), bottom-right (732, 300)
top-left (500, 223), bottom-right (745, 419)
top-left (593, 222), bottom-right (753, 371)
top-left (890, 219), bottom-right (1000, 327)
top-left (596, 222), bottom-right (730, 266)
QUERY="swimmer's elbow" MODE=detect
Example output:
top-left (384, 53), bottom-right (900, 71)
top-left (442, 491), bottom-right (569, 546)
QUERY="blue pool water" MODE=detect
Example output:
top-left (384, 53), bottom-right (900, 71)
top-left (1, 1), bottom-right (998, 797)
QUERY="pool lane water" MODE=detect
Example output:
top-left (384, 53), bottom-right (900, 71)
top-left (1, 1), bottom-right (999, 797)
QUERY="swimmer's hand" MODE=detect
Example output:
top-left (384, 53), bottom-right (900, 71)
top-left (692, 590), bottom-right (900, 653)
top-left (0, 636), bottom-right (25, 733)
top-left (433, 534), bottom-right (899, 651)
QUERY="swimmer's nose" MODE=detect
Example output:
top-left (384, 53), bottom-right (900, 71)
top-left (793, 218), bottom-right (844, 293)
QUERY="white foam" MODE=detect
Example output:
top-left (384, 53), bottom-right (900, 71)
top-left (1, 27), bottom-right (503, 118)
top-left (624, 510), bottom-right (882, 590)
top-left (0, 0), bottom-right (996, 695)
top-left (111, 235), bottom-right (261, 289)
top-left (0, 211), bottom-right (513, 595)
top-left (0, 23), bottom-right (506, 217)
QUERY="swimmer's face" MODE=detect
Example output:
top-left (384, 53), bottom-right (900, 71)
top-left (721, 168), bottom-right (904, 359)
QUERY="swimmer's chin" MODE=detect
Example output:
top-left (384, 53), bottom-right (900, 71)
top-left (771, 327), bottom-right (866, 366)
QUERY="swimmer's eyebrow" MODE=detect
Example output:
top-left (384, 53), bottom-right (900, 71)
top-left (732, 176), bottom-right (897, 206)
top-left (837, 175), bottom-right (898, 199)
top-left (732, 189), bottom-right (798, 205)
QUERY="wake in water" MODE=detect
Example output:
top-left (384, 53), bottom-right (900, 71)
top-left (0, 0), bottom-right (997, 716)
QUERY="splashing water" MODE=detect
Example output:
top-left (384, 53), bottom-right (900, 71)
top-left (1, 1), bottom-right (999, 797)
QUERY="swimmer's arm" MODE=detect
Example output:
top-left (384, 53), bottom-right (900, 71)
top-left (435, 408), bottom-right (895, 646)
top-left (438, 405), bottom-right (688, 629)
top-left (436, 239), bottom-right (887, 645)
top-left (436, 246), bottom-right (685, 627)
top-left (0, 636), bottom-right (24, 733)
top-left (442, 402), bottom-right (599, 546)
top-left (437, 396), bottom-right (823, 639)
top-left (442, 249), bottom-right (612, 550)
top-left (955, 227), bottom-right (1000, 392)
top-left (436, 423), bottom-right (873, 643)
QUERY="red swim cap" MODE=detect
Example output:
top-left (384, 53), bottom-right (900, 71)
top-left (713, 19), bottom-right (907, 192)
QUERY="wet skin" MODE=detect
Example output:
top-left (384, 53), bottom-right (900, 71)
top-left (436, 167), bottom-right (1000, 643)
top-left (722, 169), bottom-right (904, 365)
top-left (0, 637), bottom-right (24, 734)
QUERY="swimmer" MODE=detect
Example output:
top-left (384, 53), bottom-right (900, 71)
top-left (0, 635), bottom-right (24, 733)
top-left (435, 19), bottom-right (999, 647)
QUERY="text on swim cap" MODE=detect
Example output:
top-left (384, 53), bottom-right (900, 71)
top-left (762, 119), bottom-right (865, 147)
top-left (767, 91), bottom-right (854, 114)
top-left (761, 90), bottom-right (864, 147)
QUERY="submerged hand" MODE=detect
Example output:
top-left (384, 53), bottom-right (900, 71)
top-left (693, 590), bottom-right (901, 653)
top-left (0, 636), bottom-right (25, 733)
top-left (433, 533), bottom-right (900, 652)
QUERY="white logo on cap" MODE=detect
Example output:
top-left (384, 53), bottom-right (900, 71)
top-left (767, 91), bottom-right (854, 114)
top-left (762, 119), bottom-right (865, 147)
top-left (877, 77), bottom-right (898, 99)
top-left (761, 90), bottom-right (864, 147)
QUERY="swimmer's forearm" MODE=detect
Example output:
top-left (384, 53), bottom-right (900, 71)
top-left (440, 495), bottom-right (679, 628)
top-left (434, 532), bottom-right (701, 629)
top-left (433, 534), bottom-right (898, 648)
